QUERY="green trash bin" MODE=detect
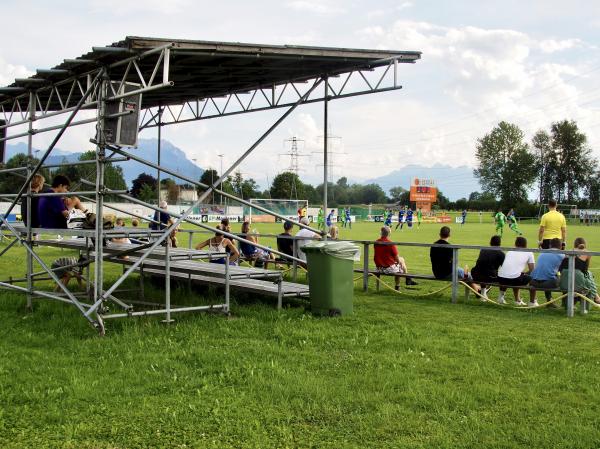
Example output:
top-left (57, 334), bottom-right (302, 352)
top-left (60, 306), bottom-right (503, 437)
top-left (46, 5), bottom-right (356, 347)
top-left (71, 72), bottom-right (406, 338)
top-left (302, 241), bottom-right (360, 316)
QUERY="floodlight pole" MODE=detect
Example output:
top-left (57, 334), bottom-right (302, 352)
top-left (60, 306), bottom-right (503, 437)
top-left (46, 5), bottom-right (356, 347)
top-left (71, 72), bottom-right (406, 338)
top-left (323, 77), bottom-right (328, 240)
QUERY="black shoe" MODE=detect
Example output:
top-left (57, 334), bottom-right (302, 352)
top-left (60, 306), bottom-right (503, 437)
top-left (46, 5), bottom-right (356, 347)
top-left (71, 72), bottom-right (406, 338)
top-left (406, 278), bottom-right (418, 286)
top-left (394, 285), bottom-right (400, 291)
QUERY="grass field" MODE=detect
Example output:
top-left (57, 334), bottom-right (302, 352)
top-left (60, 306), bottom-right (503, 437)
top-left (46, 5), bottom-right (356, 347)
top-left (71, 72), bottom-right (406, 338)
top-left (1, 220), bottom-right (600, 448)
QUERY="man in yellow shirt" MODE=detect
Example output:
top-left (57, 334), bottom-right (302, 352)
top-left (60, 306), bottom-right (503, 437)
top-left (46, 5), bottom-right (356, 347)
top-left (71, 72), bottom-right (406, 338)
top-left (538, 199), bottom-right (566, 249)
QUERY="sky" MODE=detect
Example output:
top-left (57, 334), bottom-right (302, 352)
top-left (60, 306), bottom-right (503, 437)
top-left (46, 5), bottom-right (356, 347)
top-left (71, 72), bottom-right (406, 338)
top-left (1, 0), bottom-right (599, 194)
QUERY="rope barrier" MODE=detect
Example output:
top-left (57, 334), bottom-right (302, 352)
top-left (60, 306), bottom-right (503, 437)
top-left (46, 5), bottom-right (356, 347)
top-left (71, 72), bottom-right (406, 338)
top-left (355, 272), bottom-right (452, 297)
top-left (458, 281), bottom-right (567, 309)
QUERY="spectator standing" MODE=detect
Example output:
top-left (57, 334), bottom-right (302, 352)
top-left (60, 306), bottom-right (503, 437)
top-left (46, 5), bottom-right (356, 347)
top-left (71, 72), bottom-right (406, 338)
top-left (151, 201), bottom-right (171, 230)
top-left (496, 236), bottom-right (534, 306)
top-left (538, 199), bottom-right (566, 249)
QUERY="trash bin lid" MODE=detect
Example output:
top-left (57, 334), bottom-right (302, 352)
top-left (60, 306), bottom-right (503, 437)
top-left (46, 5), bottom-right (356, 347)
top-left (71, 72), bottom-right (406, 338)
top-left (302, 240), bottom-right (360, 260)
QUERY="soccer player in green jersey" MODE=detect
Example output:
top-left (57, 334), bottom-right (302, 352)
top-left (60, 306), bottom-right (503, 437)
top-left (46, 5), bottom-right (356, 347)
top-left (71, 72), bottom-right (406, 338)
top-left (317, 208), bottom-right (324, 231)
top-left (507, 209), bottom-right (522, 235)
top-left (416, 208), bottom-right (423, 227)
top-left (494, 209), bottom-right (506, 236)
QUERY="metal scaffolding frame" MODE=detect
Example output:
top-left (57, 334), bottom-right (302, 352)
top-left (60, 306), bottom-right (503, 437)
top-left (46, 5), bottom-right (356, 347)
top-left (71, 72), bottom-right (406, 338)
top-left (0, 36), bottom-right (421, 334)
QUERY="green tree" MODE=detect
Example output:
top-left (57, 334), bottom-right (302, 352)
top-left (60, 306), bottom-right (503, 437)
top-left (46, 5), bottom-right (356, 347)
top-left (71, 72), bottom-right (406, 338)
top-left (270, 171), bottom-right (305, 200)
top-left (389, 186), bottom-right (407, 202)
top-left (0, 153), bottom-right (48, 194)
top-left (138, 184), bottom-right (156, 203)
top-left (550, 120), bottom-right (596, 202)
top-left (359, 183), bottom-right (387, 204)
top-left (531, 129), bottom-right (556, 203)
top-left (131, 173), bottom-right (157, 200)
top-left (474, 121), bottom-right (536, 207)
top-left (198, 168), bottom-right (219, 203)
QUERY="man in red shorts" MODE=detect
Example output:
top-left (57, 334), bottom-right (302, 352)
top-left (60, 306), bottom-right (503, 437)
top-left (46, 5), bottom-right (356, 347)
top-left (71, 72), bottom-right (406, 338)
top-left (374, 226), bottom-right (417, 290)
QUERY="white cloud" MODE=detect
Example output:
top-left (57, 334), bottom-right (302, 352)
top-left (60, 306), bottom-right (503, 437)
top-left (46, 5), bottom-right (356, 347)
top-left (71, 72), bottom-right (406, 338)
top-left (89, 0), bottom-right (191, 16)
top-left (397, 2), bottom-right (413, 11)
top-left (286, 0), bottom-right (345, 15)
top-left (0, 56), bottom-right (33, 87)
top-left (539, 38), bottom-right (583, 53)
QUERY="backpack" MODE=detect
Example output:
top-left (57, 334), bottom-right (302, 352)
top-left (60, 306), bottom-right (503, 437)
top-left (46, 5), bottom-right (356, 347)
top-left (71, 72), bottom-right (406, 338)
top-left (82, 212), bottom-right (115, 230)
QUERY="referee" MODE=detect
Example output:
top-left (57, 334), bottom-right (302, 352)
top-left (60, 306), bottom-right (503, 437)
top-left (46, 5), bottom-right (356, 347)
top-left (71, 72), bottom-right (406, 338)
top-left (538, 199), bottom-right (567, 249)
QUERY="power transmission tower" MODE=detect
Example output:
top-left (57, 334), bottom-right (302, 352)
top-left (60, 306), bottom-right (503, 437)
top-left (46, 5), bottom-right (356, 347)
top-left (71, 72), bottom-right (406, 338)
top-left (280, 136), bottom-right (310, 176)
top-left (314, 133), bottom-right (347, 188)
top-left (280, 136), bottom-right (311, 200)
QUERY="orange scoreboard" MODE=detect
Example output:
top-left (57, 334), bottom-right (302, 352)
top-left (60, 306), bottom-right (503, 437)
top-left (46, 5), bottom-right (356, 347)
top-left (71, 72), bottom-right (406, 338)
top-left (409, 178), bottom-right (437, 212)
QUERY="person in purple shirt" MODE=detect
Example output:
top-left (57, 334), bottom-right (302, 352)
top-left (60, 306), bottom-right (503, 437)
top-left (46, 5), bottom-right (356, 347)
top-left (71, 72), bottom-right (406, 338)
top-left (38, 175), bottom-right (72, 229)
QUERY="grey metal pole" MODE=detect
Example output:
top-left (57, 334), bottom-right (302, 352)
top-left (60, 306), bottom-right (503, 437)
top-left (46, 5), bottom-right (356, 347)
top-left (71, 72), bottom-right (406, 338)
top-left (164, 240), bottom-right (172, 323)
top-left (292, 239), bottom-right (298, 282)
top-left (94, 79), bottom-right (107, 313)
top-left (323, 77), bottom-right (329, 240)
top-left (26, 91), bottom-right (34, 310)
top-left (225, 253), bottom-right (230, 314)
top-left (451, 248), bottom-right (458, 303)
top-left (157, 106), bottom-right (163, 206)
top-left (567, 255), bottom-right (575, 317)
top-left (85, 237), bottom-right (91, 300)
top-left (362, 242), bottom-right (369, 292)
top-left (188, 231), bottom-right (193, 249)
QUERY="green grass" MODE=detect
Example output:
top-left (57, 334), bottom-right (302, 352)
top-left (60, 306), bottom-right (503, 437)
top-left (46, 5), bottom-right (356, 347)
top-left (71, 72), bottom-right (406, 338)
top-left (1, 221), bottom-right (600, 448)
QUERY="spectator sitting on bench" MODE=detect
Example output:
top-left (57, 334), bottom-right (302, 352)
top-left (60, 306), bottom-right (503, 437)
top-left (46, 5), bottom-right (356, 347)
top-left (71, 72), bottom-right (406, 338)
top-left (295, 217), bottom-right (320, 263)
top-left (239, 221), bottom-right (276, 268)
top-left (374, 226), bottom-right (417, 290)
top-left (38, 175), bottom-right (81, 229)
top-left (429, 226), bottom-right (469, 281)
top-left (51, 256), bottom-right (86, 291)
top-left (328, 225), bottom-right (339, 240)
top-left (277, 221), bottom-right (295, 259)
top-left (559, 237), bottom-right (600, 304)
top-left (529, 237), bottom-right (564, 307)
top-left (471, 235), bottom-right (505, 299)
top-left (131, 218), bottom-right (139, 227)
top-left (196, 224), bottom-right (239, 265)
top-left (21, 174), bottom-right (47, 229)
top-left (111, 218), bottom-right (131, 245)
top-left (497, 236), bottom-right (534, 306)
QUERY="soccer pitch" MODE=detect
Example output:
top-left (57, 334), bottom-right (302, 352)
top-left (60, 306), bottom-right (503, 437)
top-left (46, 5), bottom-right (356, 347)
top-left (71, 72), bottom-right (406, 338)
top-left (0, 220), bottom-right (599, 448)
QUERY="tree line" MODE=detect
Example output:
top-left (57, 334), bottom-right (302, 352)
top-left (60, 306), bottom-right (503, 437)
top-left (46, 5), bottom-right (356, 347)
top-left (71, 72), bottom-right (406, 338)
top-left (474, 119), bottom-right (599, 212)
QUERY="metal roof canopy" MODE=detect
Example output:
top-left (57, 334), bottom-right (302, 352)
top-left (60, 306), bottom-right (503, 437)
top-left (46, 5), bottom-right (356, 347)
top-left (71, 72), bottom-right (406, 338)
top-left (0, 36), bottom-right (421, 111)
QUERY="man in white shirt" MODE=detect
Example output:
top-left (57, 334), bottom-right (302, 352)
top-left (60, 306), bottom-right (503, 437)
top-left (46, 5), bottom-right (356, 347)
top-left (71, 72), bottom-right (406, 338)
top-left (497, 236), bottom-right (534, 306)
top-left (295, 217), bottom-right (321, 262)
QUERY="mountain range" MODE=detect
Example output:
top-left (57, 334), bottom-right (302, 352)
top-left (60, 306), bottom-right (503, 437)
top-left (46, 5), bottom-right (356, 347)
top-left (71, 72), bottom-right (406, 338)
top-left (366, 164), bottom-right (480, 201)
top-left (4, 140), bottom-right (480, 200)
top-left (4, 138), bottom-right (203, 187)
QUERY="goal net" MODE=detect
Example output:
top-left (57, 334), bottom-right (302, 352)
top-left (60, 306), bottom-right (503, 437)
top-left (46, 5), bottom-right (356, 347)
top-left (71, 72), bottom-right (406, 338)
top-left (538, 203), bottom-right (578, 218)
top-left (246, 198), bottom-right (309, 223)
